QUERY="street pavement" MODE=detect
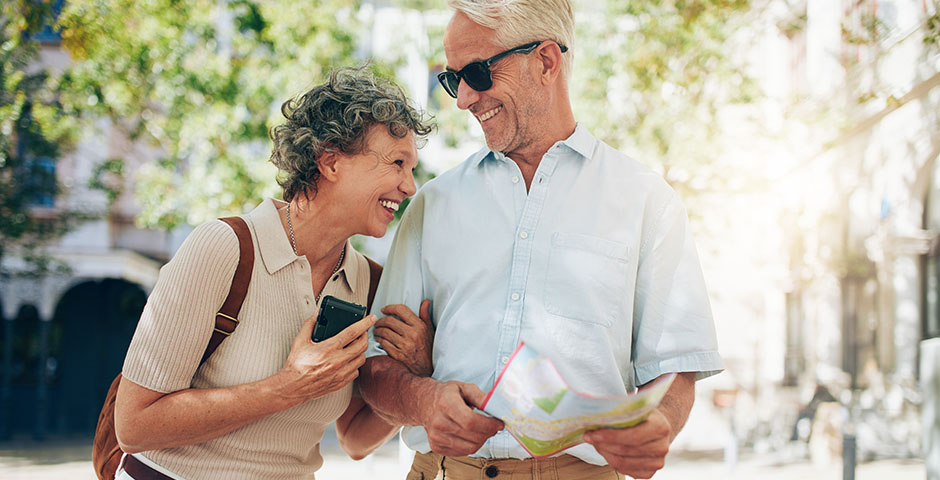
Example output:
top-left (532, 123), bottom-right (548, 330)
top-left (0, 435), bottom-right (926, 479)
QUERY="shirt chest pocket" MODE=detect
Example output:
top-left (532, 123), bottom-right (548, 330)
top-left (544, 232), bottom-right (630, 327)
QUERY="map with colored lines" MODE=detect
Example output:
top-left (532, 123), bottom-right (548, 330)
top-left (480, 342), bottom-right (676, 458)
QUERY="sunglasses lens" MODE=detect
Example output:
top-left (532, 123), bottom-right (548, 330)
top-left (438, 72), bottom-right (460, 98)
top-left (461, 62), bottom-right (493, 91)
top-left (437, 62), bottom-right (495, 99)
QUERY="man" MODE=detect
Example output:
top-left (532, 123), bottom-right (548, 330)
top-left (361, 1), bottom-right (723, 478)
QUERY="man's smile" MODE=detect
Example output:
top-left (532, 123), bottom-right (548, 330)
top-left (478, 105), bottom-right (502, 122)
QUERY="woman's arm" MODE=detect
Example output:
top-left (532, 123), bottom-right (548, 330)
top-left (335, 299), bottom-right (435, 459)
top-left (334, 395), bottom-right (400, 460)
top-left (115, 373), bottom-right (294, 453)
top-left (115, 314), bottom-right (375, 453)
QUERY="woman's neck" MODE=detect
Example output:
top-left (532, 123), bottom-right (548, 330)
top-left (280, 198), bottom-right (348, 268)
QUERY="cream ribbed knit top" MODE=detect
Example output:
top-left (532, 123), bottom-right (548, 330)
top-left (122, 198), bottom-right (373, 479)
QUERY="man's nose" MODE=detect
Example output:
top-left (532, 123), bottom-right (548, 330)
top-left (455, 79), bottom-right (480, 110)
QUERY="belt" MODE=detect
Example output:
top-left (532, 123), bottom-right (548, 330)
top-left (123, 455), bottom-right (173, 480)
top-left (411, 451), bottom-right (623, 479)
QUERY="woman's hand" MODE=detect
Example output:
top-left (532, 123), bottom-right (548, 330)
top-left (374, 299), bottom-right (434, 377)
top-left (115, 313), bottom-right (376, 453)
top-left (274, 313), bottom-right (376, 405)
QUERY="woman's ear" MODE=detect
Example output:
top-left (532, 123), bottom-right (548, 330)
top-left (318, 151), bottom-right (341, 182)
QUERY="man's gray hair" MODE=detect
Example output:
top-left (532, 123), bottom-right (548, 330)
top-left (448, 0), bottom-right (574, 79)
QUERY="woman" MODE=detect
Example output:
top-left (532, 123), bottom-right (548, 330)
top-left (113, 67), bottom-right (434, 479)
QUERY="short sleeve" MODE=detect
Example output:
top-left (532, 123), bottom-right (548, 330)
top-left (366, 193), bottom-right (428, 358)
top-left (631, 187), bottom-right (724, 385)
top-left (122, 220), bottom-right (240, 393)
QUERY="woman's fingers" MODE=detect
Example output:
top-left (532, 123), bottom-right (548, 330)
top-left (419, 299), bottom-right (432, 326)
top-left (291, 313), bottom-right (319, 349)
top-left (323, 315), bottom-right (375, 348)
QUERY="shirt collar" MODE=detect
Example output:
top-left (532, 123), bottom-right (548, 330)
top-left (338, 241), bottom-right (360, 293)
top-left (246, 198), bottom-right (295, 275)
top-left (559, 123), bottom-right (597, 160)
top-left (474, 122), bottom-right (597, 166)
top-left (244, 198), bottom-right (357, 292)
top-left (473, 147), bottom-right (496, 167)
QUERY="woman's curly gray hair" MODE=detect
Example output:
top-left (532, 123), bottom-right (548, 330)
top-left (269, 66), bottom-right (433, 202)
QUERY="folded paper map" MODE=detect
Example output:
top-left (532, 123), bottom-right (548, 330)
top-left (480, 342), bottom-right (676, 458)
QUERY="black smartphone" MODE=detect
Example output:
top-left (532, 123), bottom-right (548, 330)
top-left (312, 295), bottom-right (367, 342)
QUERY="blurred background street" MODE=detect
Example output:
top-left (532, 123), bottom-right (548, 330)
top-left (1, 0), bottom-right (938, 478)
top-left (0, 433), bottom-right (926, 480)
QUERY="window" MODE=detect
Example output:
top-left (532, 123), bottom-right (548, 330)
top-left (24, 156), bottom-right (56, 207)
top-left (30, 0), bottom-right (65, 44)
top-left (924, 237), bottom-right (940, 340)
top-left (921, 157), bottom-right (940, 340)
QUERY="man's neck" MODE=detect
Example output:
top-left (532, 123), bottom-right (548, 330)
top-left (505, 117), bottom-right (576, 190)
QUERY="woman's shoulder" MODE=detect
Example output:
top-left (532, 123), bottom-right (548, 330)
top-left (184, 218), bottom-right (240, 248)
top-left (170, 219), bottom-right (242, 271)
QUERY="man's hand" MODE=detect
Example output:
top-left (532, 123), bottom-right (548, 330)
top-left (421, 380), bottom-right (504, 457)
top-left (582, 372), bottom-right (695, 479)
top-left (583, 408), bottom-right (671, 479)
top-left (375, 300), bottom-right (434, 377)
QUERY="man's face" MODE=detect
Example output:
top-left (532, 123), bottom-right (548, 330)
top-left (442, 12), bottom-right (543, 157)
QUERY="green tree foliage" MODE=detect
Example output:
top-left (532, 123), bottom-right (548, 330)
top-left (0, 0), bottom-right (88, 277)
top-left (571, 0), bottom-right (760, 199)
top-left (50, 0), bottom-right (761, 230)
top-left (928, 11), bottom-right (940, 49)
top-left (416, 0), bottom-right (762, 203)
top-left (57, 0), bottom-right (373, 229)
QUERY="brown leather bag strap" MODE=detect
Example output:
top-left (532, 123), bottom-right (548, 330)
top-left (201, 216), bottom-right (254, 364)
top-left (365, 256), bottom-right (383, 313)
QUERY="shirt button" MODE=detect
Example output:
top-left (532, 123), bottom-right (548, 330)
top-left (501, 356), bottom-right (510, 364)
top-left (511, 293), bottom-right (520, 301)
top-left (304, 296), bottom-right (311, 305)
top-left (511, 176), bottom-right (519, 184)
top-left (519, 232), bottom-right (528, 239)
top-left (485, 465), bottom-right (499, 477)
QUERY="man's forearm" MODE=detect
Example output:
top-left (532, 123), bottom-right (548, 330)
top-left (655, 371), bottom-right (696, 441)
top-left (359, 355), bottom-right (437, 426)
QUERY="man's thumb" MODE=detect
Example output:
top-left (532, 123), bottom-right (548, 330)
top-left (458, 382), bottom-right (488, 409)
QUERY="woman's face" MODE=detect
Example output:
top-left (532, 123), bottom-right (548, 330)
top-left (334, 124), bottom-right (419, 238)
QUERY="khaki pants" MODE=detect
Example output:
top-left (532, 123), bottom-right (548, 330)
top-left (406, 451), bottom-right (624, 480)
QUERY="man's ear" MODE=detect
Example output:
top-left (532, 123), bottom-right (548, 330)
top-left (318, 151), bottom-right (340, 182)
top-left (536, 42), bottom-right (564, 86)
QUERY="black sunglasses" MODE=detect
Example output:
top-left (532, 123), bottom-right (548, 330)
top-left (437, 41), bottom-right (568, 98)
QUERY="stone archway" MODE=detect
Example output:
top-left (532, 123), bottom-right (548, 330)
top-left (0, 298), bottom-right (5, 440)
top-left (49, 278), bottom-right (146, 435)
top-left (0, 304), bottom-right (42, 437)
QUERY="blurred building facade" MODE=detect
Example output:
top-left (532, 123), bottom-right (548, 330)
top-left (0, 1), bottom-right (440, 442)
top-left (0, 32), bottom-right (177, 438)
top-left (2, 5), bottom-right (939, 475)
top-left (745, 0), bottom-right (939, 469)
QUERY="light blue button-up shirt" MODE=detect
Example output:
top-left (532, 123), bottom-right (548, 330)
top-left (367, 124), bottom-right (723, 465)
